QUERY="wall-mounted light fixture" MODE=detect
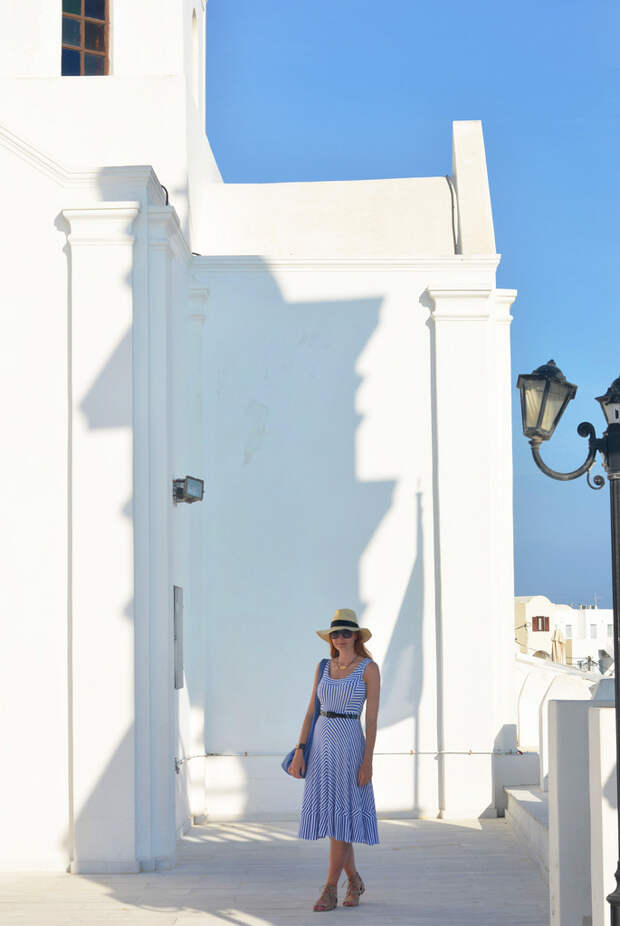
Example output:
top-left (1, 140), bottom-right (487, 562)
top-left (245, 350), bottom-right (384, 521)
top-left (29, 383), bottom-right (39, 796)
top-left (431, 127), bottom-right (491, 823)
top-left (172, 475), bottom-right (204, 504)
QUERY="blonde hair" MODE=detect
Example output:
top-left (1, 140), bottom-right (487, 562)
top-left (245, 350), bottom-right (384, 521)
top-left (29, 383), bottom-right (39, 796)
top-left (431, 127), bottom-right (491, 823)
top-left (328, 633), bottom-right (372, 660)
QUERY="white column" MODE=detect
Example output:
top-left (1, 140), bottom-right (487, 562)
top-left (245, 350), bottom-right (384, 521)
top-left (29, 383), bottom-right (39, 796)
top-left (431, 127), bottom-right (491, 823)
top-left (548, 700), bottom-right (594, 926)
top-left (589, 703), bottom-right (617, 926)
top-left (185, 272), bottom-right (209, 821)
top-left (489, 290), bottom-right (518, 758)
top-left (144, 207), bottom-right (177, 868)
top-left (62, 203), bottom-right (140, 873)
top-left (427, 287), bottom-right (498, 817)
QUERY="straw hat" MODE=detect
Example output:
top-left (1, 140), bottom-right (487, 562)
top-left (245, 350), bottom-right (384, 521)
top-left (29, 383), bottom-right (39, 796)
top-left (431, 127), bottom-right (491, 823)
top-left (316, 608), bottom-right (372, 643)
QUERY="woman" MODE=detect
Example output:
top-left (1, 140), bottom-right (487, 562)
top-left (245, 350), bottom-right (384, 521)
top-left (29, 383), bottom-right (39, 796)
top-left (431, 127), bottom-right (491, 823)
top-left (289, 608), bottom-right (380, 912)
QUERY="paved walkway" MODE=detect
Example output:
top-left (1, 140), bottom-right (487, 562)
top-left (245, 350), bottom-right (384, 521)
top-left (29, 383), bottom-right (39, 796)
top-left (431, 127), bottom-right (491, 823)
top-left (0, 819), bottom-right (548, 925)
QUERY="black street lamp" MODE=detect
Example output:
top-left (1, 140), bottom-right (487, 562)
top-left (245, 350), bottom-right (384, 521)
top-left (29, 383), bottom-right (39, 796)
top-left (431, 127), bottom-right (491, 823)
top-left (517, 361), bottom-right (620, 923)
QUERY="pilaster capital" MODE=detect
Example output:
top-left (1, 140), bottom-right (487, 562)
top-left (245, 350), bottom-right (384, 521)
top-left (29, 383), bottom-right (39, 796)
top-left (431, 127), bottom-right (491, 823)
top-left (148, 206), bottom-right (183, 254)
top-left (61, 203), bottom-right (141, 246)
top-left (491, 288), bottom-right (517, 325)
top-left (426, 287), bottom-right (493, 323)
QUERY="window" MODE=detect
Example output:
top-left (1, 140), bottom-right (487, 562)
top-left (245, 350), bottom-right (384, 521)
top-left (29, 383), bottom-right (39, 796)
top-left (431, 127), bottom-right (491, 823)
top-left (608, 624), bottom-right (613, 638)
top-left (532, 616), bottom-right (549, 632)
top-left (565, 624), bottom-right (572, 639)
top-left (62, 0), bottom-right (108, 76)
top-left (590, 624), bottom-right (597, 639)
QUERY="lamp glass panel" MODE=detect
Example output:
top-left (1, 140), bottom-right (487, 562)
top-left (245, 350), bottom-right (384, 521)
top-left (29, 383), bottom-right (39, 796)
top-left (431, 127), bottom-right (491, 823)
top-left (540, 380), bottom-right (571, 434)
top-left (186, 477), bottom-right (202, 498)
top-left (602, 403), bottom-right (620, 425)
top-left (522, 379), bottom-right (546, 430)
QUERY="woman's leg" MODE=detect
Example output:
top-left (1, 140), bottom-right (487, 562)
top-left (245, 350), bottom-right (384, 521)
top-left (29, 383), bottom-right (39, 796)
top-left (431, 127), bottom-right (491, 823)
top-left (313, 839), bottom-right (350, 911)
top-left (342, 844), bottom-right (365, 907)
top-left (326, 837), bottom-right (350, 885)
top-left (343, 842), bottom-right (357, 879)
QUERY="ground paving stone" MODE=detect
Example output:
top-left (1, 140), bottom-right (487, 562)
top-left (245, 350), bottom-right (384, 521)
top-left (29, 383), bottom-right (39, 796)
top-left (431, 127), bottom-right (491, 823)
top-left (0, 819), bottom-right (548, 925)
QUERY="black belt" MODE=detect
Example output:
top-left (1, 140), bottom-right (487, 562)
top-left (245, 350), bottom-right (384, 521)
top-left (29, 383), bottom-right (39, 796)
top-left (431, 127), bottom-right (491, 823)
top-left (320, 710), bottom-right (360, 719)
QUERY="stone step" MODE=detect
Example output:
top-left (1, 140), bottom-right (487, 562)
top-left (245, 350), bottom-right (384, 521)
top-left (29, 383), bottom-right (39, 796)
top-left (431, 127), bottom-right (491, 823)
top-left (505, 786), bottom-right (549, 882)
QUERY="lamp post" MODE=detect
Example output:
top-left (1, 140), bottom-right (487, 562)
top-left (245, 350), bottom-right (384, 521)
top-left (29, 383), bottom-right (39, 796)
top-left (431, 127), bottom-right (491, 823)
top-left (516, 361), bottom-right (620, 923)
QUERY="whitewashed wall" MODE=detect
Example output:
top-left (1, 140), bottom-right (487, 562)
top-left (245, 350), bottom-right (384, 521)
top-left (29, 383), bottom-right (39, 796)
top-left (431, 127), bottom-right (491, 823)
top-left (193, 255), bottom-right (518, 822)
top-left (0, 133), bottom-right (72, 872)
top-left (190, 121), bottom-right (519, 822)
top-left (0, 0), bottom-right (220, 241)
top-left (0, 0), bottom-right (520, 867)
top-left (0, 0), bottom-right (213, 871)
top-left (0, 117), bottom-right (202, 869)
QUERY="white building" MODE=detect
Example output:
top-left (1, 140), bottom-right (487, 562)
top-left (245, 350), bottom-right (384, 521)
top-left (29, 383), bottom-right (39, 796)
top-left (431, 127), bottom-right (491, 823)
top-left (1, 2), bottom-right (520, 872)
top-left (515, 595), bottom-right (613, 673)
top-left (562, 605), bottom-right (614, 673)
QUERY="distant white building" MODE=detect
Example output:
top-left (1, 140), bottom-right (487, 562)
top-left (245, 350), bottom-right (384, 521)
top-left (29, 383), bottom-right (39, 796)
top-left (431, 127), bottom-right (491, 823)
top-left (1, 2), bottom-right (519, 872)
top-left (515, 595), bottom-right (613, 673)
top-left (559, 604), bottom-right (614, 673)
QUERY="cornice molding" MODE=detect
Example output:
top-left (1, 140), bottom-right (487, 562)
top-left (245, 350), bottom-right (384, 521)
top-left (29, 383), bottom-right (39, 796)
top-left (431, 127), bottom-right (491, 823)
top-left (0, 122), bottom-right (70, 185)
top-left (190, 255), bottom-right (501, 273)
top-left (96, 167), bottom-right (166, 206)
top-left (427, 288), bottom-right (493, 299)
top-left (0, 123), bottom-right (167, 207)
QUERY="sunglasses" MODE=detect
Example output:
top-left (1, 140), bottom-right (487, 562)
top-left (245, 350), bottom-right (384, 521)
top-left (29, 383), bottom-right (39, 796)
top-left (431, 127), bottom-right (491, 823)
top-left (329, 629), bottom-right (355, 639)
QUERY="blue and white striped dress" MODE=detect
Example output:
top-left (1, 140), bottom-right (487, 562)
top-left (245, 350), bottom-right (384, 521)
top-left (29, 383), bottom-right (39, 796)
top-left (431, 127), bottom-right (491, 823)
top-left (298, 657), bottom-right (379, 845)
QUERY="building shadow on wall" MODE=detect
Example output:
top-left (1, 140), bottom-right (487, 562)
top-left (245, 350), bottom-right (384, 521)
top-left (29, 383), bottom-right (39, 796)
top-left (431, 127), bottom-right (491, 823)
top-left (200, 260), bottom-right (396, 818)
top-left (62, 244), bottom-right (404, 857)
top-left (379, 490), bottom-right (424, 815)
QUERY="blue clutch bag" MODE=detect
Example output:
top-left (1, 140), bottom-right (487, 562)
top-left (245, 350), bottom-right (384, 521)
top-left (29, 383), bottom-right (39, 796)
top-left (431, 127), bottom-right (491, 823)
top-left (282, 658), bottom-right (327, 778)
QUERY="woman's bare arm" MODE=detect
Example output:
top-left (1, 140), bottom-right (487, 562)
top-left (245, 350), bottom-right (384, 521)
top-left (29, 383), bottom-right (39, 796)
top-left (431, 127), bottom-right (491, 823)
top-left (358, 661), bottom-right (380, 786)
top-left (288, 660), bottom-right (322, 778)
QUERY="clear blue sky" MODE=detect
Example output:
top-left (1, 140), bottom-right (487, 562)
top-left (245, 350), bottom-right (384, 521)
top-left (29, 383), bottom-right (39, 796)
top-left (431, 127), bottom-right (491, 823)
top-left (206, 0), bottom-right (620, 607)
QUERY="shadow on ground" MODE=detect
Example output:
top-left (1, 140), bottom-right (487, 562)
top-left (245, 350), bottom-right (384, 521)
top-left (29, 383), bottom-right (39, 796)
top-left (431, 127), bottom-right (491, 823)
top-left (6, 819), bottom-right (550, 926)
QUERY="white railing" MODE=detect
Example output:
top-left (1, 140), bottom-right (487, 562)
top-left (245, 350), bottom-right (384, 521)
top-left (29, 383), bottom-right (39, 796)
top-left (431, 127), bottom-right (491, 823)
top-left (515, 651), bottom-right (601, 790)
top-left (514, 650), bottom-right (616, 926)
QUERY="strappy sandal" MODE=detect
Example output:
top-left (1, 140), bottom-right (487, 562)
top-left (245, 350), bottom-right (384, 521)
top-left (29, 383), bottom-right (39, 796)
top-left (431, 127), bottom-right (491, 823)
top-left (313, 883), bottom-right (337, 912)
top-left (342, 871), bottom-right (365, 907)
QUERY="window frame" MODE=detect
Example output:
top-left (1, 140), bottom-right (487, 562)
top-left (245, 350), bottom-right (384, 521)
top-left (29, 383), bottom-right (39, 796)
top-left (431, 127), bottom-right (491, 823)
top-left (532, 616), bottom-right (550, 632)
top-left (62, 0), bottom-right (109, 76)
